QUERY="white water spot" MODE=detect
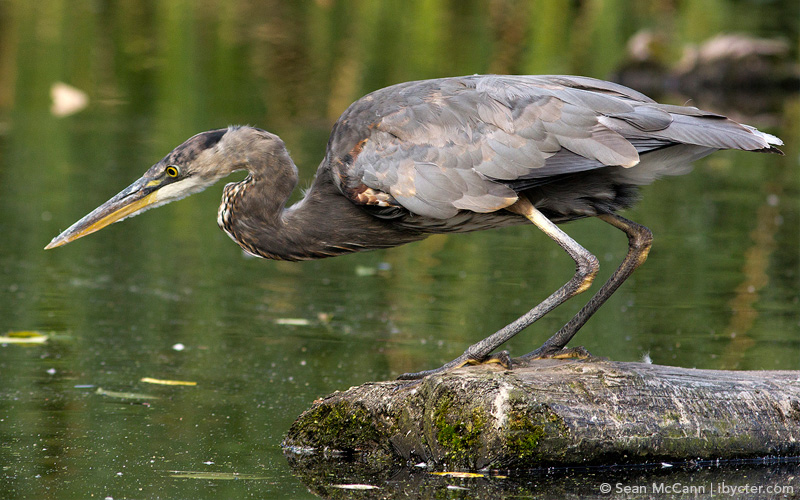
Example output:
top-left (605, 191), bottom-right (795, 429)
top-left (51, 82), bottom-right (88, 117)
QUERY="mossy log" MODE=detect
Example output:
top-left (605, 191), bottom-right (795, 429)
top-left (283, 358), bottom-right (800, 470)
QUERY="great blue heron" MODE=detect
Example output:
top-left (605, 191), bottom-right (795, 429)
top-left (45, 75), bottom-right (782, 379)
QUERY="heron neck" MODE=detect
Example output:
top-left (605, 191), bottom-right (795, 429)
top-left (222, 168), bottom-right (424, 261)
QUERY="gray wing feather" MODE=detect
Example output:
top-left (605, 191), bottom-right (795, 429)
top-left (606, 105), bottom-right (674, 131)
top-left (334, 75), bottom-right (780, 219)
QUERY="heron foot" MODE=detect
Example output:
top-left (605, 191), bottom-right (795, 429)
top-left (397, 350), bottom-right (513, 380)
top-left (543, 346), bottom-right (593, 360)
top-left (516, 346), bottom-right (595, 366)
top-left (462, 350), bottom-right (513, 369)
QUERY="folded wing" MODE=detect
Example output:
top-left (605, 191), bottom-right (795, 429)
top-left (332, 75), bottom-right (781, 219)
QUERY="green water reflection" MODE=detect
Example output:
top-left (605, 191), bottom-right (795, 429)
top-left (1, 1), bottom-right (798, 498)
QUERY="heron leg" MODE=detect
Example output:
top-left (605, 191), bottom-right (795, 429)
top-left (520, 213), bottom-right (653, 360)
top-left (397, 198), bottom-right (599, 380)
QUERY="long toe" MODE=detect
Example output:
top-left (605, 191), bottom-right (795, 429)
top-left (465, 350), bottom-right (513, 369)
top-left (519, 345), bottom-right (596, 362)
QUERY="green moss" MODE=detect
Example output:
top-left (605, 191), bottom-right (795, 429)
top-left (433, 396), bottom-right (487, 462)
top-left (289, 400), bottom-right (381, 451)
top-left (500, 403), bottom-right (570, 466)
top-left (504, 409), bottom-right (545, 460)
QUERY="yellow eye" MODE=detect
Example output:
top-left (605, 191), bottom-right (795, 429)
top-left (166, 165), bottom-right (180, 178)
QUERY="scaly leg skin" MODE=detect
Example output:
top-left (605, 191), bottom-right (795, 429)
top-left (518, 213), bottom-right (653, 364)
top-left (397, 198), bottom-right (599, 380)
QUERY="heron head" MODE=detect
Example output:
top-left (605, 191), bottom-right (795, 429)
top-left (45, 126), bottom-right (271, 249)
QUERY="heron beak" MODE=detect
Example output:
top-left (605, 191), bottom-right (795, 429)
top-left (45, 176), bottom-right (162, 249)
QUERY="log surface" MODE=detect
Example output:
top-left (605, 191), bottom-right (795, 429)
top-left (283, 358), bottom-right (800, 469)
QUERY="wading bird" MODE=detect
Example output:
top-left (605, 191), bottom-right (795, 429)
top-left (45, 75), bottom-right (782, 379)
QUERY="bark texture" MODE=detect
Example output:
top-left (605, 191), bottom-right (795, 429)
top-left (283, 358), bottom-right (800, 470)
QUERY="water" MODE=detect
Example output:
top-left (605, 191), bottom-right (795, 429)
top-left (1, 1), bottom-right (798, 498)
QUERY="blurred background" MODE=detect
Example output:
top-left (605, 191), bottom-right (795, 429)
top-left (0, 1), bottom-right (798, 498)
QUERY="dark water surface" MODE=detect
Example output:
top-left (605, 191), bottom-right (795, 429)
top-left (1, 1), bottom-right (798, 498)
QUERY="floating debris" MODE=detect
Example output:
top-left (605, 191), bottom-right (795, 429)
top-left (354, 262), bottom-right (392, 276)
top-left (330, 484), bottom-right (380, 490)
top-left (431, 472), bottom-right (484, 478)
top-left (0, 331), bottom-right (48, 344)
top-left (50, 82), bottom-right (89, 117)
top-left (355, 265), bottom-right (378, 277)
top-left (169, 471), bottom-right (267, 480)
top-left (95, 387), bottom-right (159, 401)
top-left (275, 318), bottom-right (311, 326)
top-left (140, 377), bottom-right (197, 386)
